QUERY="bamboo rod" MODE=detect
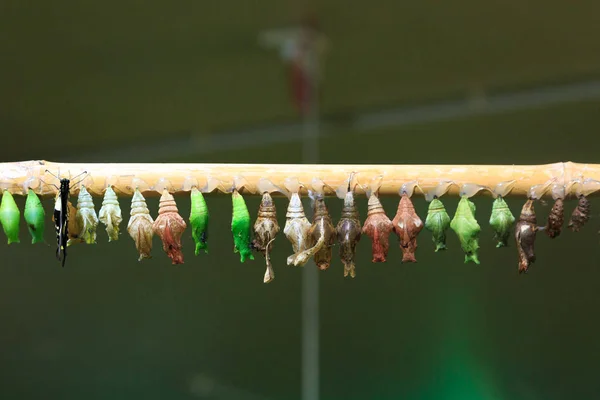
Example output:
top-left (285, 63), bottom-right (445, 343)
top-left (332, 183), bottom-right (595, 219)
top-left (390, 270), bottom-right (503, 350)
top-left (1, 160), bottom-right (599, 198)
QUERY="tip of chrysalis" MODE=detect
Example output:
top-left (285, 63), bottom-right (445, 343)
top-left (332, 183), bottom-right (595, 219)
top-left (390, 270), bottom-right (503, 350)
top-left (317, 262), bottom-right (329, 271)
top-left (518, 261), bottom-right (529, 274)
top-left (160, 189), bottom-right (174, 202)
top-left (343, 191), bottom-right (354, 207)
top-left (194, 243), bottom-right (208, 256)
top-left (434, 243), bottom-right (447, 252)
top-left (239, 253), bottom-right (255, 263)
top-left (168, 254), bottom-right (184, 265)
top-left (261, 192), bottom-right (274, 207)
top-left (401, 253), bottom-right (417, 263)
top-left (464, 253), bottom-right (480, 264)
top-left (132, 189), bottom-right (145, 202)
top-left (343, 263), bottom-right (356, 278)
top-left (371, 254), bottom-right (387, 262)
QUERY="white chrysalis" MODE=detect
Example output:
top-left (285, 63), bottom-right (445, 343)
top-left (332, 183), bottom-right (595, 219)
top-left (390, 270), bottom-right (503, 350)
top-left (99, 186), bottom-right (123, 242)
top-left (71, 185), bottom-right (99, 245)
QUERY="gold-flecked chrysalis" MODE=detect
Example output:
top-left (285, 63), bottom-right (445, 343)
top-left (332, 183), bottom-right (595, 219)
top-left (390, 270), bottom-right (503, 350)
top-left (253, 179), bottom-right (283, 283)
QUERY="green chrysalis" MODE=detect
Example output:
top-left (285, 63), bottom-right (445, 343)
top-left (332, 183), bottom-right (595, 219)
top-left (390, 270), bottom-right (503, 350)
top-left (424, 198), bottom-right (451, 251)
top-left (190, 187), bottom-right (209, 255)
top-left (231, 190), bottom-right (254, 262)
top-left (450, 196), bottom-right (481, 264)
top-left (0, 190), bottom-right (20, 244)
top-left (489, 196), bottom-right (515, 247)
top-left (24, 189), bottom-right (45, 244)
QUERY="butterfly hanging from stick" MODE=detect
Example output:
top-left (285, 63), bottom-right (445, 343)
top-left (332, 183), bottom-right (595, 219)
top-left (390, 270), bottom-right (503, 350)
top-left (43, 170), bottom-right (88, 267)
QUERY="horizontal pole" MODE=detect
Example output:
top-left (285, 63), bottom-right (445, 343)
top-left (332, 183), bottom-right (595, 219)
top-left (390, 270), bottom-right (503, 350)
top-left (0, 160), bottom-right (599, 198)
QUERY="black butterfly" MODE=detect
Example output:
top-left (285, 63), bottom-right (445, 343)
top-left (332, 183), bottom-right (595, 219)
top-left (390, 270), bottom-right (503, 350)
top-left (44, 170), bottom-right (87, 267)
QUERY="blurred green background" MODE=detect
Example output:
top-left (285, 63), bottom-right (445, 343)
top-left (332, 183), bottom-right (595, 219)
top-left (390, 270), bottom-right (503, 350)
top-left (1, 1), bottom-right (600, 399)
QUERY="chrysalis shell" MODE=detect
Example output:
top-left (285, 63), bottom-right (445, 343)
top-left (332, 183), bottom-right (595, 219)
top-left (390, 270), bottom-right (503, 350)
top-left (515, 199), bottom-right (537, 273)
top-left (284, 192), bottom-right (312, 265)
top-left (153, 190), bottom-right (187, 264)
top-left (392, 194), bottom-right (423, 263)
top-left (231, 190), bottom-right (254, 263)
top-left (336, 189), bottom-right (361, 278)
top-left (253, 192), bottom-right (280, 283)
top-left (127, 189), bottom-right (154, 261)
top-left (424, 198), bottom-right (451, 252)
top-left (190, 187), bottom-right (210, 255)
top-left (489, 196), bottom-right (516, 247)
top-left (66, 201), bottom-right (81, 243)
top-left (24, 189), bottom-right (45, 244)
top-left (73, 186), bottom-right (98, 245)
top-left (363, 194), bottom-right (393, 264)
top-left (0, 190), bottom-right (20, 244)
top-left (568, 195), bottom-right (590, 232)
top-left (290, 195), bottom-right (336, 269)
top-left (98, 186), bottom-right (122, 242)
top-left (450, 196), bottom-right (481, 264)
top-left (545, 198), bottom-right (564, 238)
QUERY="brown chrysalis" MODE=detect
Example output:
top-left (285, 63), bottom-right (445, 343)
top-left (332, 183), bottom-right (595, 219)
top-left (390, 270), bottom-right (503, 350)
top-left (545, 183), bottom-right (565, 239)
top-left (153, 189), bottom-right (187, 264)
top-left (392, 182), bottom-right (423, 263)
top-left (515, 199), bottom-right (537, 273)
top-left (545, 198), bottom-right (564, 238)
top-left (253, 179), bottom-right (282, 283)
top-left (361, 176), bottom-right (393, 263)
top-left (568, 195), bottom-right (590, 232)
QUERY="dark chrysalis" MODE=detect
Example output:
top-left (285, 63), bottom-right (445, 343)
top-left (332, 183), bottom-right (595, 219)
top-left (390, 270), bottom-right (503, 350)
top-left (515, 199), bottom-right (538, 274)
top-left (335, 177), bottom-right (361, 278)
top-left (545, 198), bottom-right (564, 238)
top-left (568, 195), bottom-right (590, 232)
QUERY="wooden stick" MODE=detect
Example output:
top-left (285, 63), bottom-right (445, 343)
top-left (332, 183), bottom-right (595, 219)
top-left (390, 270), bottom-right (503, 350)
top-left (0, 160), bottom-right (599, 198)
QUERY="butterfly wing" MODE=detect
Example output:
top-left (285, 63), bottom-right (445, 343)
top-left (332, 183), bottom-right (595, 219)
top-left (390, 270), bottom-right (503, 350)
top-left (54, 179), bottom-right (70, 267)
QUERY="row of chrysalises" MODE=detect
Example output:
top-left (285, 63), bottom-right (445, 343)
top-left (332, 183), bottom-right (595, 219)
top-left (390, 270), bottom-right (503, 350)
top-left (0, 175), bottom-right (592, 282)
